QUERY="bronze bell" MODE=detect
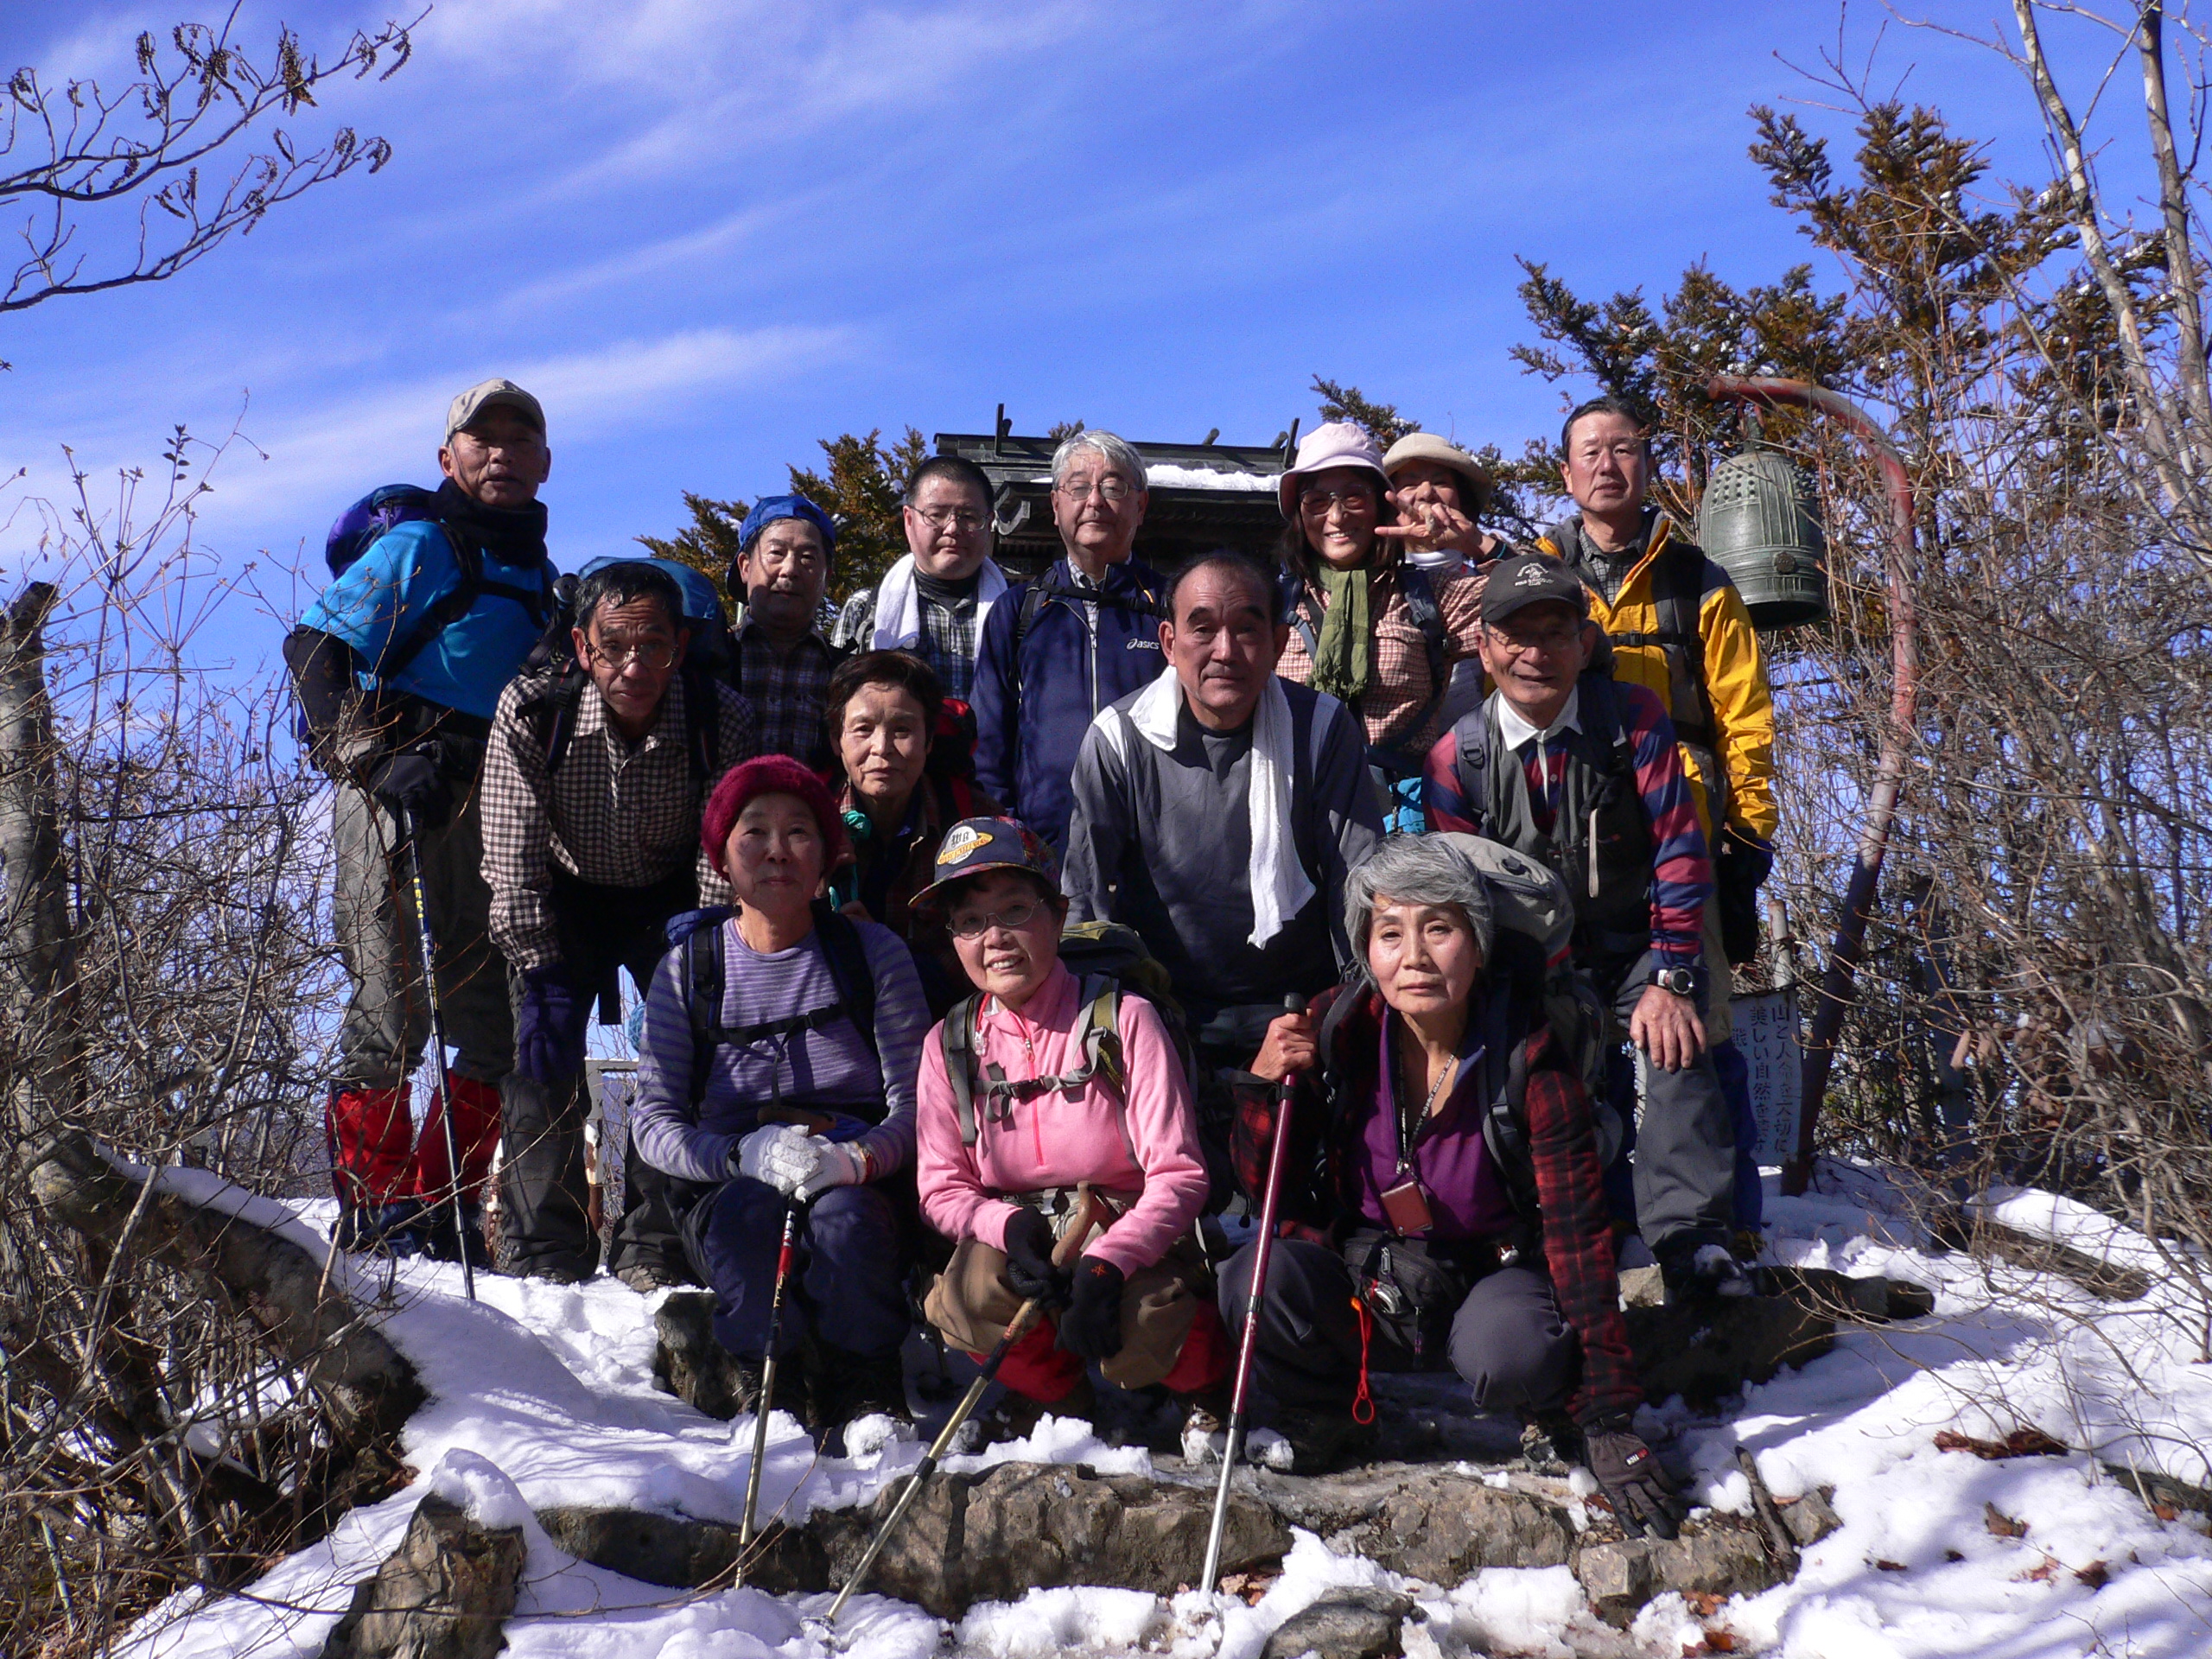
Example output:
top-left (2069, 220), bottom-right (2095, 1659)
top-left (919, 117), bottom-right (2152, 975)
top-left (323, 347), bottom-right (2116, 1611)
top-left (1695, 447), bottom-right (1830, 628)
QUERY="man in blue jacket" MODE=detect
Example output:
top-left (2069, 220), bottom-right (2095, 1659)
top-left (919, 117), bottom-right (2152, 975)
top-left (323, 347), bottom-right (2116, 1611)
top-left (286, 379), bottom-right (557, 1257)
top-left (971, 429), bottom-right (1170, 852)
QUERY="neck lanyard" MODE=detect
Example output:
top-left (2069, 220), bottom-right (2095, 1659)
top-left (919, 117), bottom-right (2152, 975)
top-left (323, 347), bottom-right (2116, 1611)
top-left (1394, 1027), bottom-right (1457, 1173)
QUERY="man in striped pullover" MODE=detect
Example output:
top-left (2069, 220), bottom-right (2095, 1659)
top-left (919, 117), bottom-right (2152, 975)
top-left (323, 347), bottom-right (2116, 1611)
top-left (1424, 554), bottom-right (1747, 1302)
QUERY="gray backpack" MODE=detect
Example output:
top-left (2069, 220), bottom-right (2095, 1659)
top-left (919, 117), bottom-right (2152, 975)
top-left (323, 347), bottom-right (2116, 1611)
top-left (1433, 832), bottom-right (1622, 1168)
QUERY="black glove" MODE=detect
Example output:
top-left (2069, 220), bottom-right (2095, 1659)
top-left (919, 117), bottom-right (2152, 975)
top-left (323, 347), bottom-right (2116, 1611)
top-left (1583, 1417), bottom-right (1686, 1540)
top-left (1001, 1208), bottom-right (1068, 1306)
top-left (366, 747), bottom-right (449, 818)
top-left (1055, 1256), bottom-right (1125, 1362)
top-left (513, 965), bottom-right (588, 1084)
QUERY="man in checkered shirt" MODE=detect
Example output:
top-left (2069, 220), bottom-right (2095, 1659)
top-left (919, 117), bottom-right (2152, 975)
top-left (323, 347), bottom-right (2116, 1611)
top-left (483, 560), bottom-right (757, 1287)
top-left (832, 454), bottom-right (1007, 702)
top-left (728, 493), bottom-right (842, 767)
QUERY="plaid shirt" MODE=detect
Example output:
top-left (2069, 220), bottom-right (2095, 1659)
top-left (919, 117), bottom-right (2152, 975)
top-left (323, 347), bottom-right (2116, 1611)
top-left (834, 586), bottom-right (986, 702)
top-left (1276, 563), bottom-right (1486, 757)
top-left (1230, 982), bottom-right (1641, 1426)
top-left (482, 671), bottom-right (759, 971)
top-left (734, 618), bottom-right (839, 767)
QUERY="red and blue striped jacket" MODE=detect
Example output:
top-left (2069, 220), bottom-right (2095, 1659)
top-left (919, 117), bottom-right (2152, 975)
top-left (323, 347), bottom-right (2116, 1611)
top-left (1422, 682), bottom-right (1710, 969)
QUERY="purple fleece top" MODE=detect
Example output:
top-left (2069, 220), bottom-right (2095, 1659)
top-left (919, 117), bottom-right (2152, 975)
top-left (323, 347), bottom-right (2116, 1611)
top-left (1349, 1009), bottom-right (1515, 1240)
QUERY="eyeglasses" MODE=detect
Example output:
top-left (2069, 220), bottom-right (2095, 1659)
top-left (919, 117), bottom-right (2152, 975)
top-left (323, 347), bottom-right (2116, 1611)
top-left (1055, 478), bottom-right (1135, 502)
top-left (1489, 626), bottom-right (1583, 656)
top-left (946, 899), bottom-right (1043, 939)
top-left (912, 506), bottom-right (988, 531)
top-left (1298, 486), bottom-right (1377, 515)
top-left (588, 639), bottom-right (677, 671)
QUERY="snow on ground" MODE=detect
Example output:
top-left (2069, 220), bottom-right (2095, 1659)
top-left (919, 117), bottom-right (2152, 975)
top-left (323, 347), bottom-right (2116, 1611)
top-left (121, 1167), bottom-right (2212, 1658)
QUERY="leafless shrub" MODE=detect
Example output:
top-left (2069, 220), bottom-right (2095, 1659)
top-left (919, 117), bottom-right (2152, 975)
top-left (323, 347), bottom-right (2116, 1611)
top-left (0, 433), bottom-right (394, 1656)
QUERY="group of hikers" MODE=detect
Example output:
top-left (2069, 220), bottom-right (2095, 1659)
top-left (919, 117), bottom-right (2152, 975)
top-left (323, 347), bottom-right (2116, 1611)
top-left (286, 375), bottom-right (1777, 1541)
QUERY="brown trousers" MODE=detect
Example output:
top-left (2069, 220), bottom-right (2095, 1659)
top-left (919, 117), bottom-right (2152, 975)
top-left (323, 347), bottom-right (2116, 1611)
top-left (925, 1228), bottom-right (1209, 1392)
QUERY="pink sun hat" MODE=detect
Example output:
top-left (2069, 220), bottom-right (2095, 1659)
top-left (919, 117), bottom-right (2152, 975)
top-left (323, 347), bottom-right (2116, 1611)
top-left (1276, 421), bottom-right (1393, 518)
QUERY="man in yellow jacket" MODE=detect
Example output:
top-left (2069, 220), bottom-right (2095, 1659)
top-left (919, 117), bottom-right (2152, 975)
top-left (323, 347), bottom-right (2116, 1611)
top-left (1537, 395), bottom-right (1777, 1234)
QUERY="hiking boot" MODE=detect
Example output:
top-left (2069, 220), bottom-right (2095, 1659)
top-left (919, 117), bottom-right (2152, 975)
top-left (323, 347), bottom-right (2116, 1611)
top-left (652, 1292), bottom-right (764, 1421)
top-left (617, 1262), bottom-right (677, 1295)
top-left (1520, 1410), bottom-right (1585, 1476)
top-left (1178, 1386), bottom-right (1230, 1464)
top-left (1261, 1406), bottom-right (1376, 1475)
top-left (334, 1200), bottom-right (424, 1257)
top-left (805, 1344), bottom-right (910, 1459)
top-left (1659, 1238), bottom-right (1756, 1306)
top-left (416, 1202), bottom-right (494, 1270)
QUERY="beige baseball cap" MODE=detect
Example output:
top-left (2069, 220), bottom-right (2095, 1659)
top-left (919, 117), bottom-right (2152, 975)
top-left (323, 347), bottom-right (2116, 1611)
top-left (444, 378), bottom-right (546, 442)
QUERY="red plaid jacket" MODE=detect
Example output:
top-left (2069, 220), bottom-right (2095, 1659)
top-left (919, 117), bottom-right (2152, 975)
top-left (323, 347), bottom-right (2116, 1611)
top-left (1229, 982), bottom-right (1641, 1425)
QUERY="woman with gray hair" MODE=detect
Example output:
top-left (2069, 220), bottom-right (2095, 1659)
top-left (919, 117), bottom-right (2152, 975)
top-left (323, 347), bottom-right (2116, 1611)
top-left (1217, 834), bottom-right (1684, 1538)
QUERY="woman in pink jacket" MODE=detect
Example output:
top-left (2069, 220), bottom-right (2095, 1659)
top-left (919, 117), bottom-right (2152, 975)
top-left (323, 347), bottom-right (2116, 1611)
top-left (912, 816), bottom-right (1228, 1441)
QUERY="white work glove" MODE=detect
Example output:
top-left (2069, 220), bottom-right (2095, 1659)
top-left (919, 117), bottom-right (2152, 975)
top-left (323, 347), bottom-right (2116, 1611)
top-left (793, 1138), bottom-right (868, 1203)
top-left (733, 1124), bottom-right (820, 1197)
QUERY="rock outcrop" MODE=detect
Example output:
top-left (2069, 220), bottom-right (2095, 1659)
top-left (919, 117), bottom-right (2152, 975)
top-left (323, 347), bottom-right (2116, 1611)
top-left (321, 1495), bottom-right (524, 1659)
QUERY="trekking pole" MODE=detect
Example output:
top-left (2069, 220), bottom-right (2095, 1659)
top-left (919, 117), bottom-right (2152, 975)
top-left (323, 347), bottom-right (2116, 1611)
top-left (1200, 993), bottom-right (1306, 1593)
top-left (817, 1292), bottom-right (1047, 1627)
top-left (820, 1184), bottom-right (1102, 1630)
top-left (735, 1198), bottom-right (803, 1575)
top-left (400, 806), bottom-right (477, 1302)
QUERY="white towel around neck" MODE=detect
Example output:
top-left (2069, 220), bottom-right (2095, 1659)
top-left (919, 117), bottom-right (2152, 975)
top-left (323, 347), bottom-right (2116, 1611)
top-left (869, 553), bottom-right (1007, 652)
top-left (1120, 665), bottom-right (1314, 950)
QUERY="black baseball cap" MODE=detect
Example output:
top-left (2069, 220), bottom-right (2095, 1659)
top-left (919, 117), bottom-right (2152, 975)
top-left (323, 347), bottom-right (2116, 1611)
top-left (1483, 553), bottom-right (1591, 625)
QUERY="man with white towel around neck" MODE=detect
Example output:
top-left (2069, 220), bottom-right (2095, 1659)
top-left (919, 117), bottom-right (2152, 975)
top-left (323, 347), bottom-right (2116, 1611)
top-left (1062, 550), bottom-right (1382, 1193)
top-left (833, 454), bottom-right (1007, 702)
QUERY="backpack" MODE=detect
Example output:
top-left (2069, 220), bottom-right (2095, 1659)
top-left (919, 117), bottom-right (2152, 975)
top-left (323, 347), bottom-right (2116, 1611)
top-left (664, 901), bottom-right (881, 1111)
top-left (935, 919), bottom-right (1197, 1147)
top-left (321, 482), bottom-right (552, 682)
top-left (1314, 835), bottom-right (1619, 1189)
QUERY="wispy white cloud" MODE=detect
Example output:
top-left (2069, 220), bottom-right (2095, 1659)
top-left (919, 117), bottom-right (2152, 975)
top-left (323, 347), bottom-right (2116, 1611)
top-left (0, 321), bottom-right (860, 561)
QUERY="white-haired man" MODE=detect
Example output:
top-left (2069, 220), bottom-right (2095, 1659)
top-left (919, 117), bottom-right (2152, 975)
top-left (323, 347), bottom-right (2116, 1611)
top-left (971, 429), bottom-right (1171, 852)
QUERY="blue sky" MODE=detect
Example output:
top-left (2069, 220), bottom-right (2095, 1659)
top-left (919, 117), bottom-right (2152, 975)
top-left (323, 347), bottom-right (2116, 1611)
top-left (0, 0), bottom-right (2133, 652)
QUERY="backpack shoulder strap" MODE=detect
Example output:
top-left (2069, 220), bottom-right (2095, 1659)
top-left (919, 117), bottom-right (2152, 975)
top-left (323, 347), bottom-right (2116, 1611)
top-left (812, 903), bottom-right (879, 1062)
top-left (525, 665), bottom-right (591, 777)
top-left (1369, 564), bottom-right (1452, 754)
top-left (679, 664), bottom-right (721, 791)
top-left (1012, 572), bottom-right (1058, 659)
top-left (1073, 975), bottom-right (1126, 1103)
top-left (941, 994), bottom-right (983, 1145)
top-left (1278, 570), bottom-right (1320, 658)
top-left (683, 918), bottom-right (725, 1109)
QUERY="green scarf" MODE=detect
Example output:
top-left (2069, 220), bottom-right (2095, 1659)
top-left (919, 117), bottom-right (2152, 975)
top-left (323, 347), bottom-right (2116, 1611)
top-left (1310, 564), bottom-right (1371, 704)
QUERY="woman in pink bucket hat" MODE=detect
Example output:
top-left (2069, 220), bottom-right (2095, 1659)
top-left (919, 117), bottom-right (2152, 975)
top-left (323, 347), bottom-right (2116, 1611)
top-left (1273, 423), bottom-right (1488, 822)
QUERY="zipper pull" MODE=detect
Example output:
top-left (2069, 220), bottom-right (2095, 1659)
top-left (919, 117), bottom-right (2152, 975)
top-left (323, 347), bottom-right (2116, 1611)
top-left (1588, 806), bottom-right (1601, 899)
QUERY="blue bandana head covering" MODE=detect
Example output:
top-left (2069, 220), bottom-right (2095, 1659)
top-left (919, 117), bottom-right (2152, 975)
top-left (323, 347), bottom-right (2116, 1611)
top-left (739, 493), bottom-right (838, 562)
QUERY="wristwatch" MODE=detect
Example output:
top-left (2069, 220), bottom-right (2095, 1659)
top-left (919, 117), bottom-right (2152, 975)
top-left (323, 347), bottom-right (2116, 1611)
top-left (1648, 965), bottom-right (1697, 998)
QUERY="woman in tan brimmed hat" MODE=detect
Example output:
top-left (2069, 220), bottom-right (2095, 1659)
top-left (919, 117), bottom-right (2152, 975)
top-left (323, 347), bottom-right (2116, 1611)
top-left (1380, 432), bottom-right (1510, 581)
top-left (1274, 423), bottom-right (1486, 820)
